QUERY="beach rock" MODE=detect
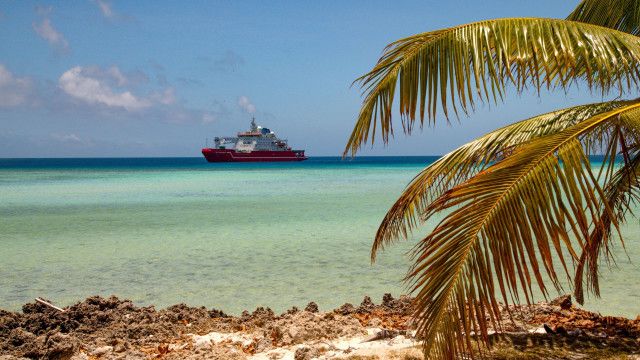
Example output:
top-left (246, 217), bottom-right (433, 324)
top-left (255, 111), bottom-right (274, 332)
top-left (240, 310), bottom-right (251, 321)
top-left (44, 332), bottom-right (78, 359)
top-left (69, 353), bottom-right (89, 360)
top-left (248, 307), bottom-right (275, 328)
top-left (284, 306), bottom-right (299, 316)
top-left (2, 294), bottom-right (640, 359)
top-left (253, 336), bottom-right (272, 353)
top-left (208, 308), bottom-right (227, 318)
top-left (0, 309), bottom-right (20, 334)
top-left (7, 328), bottom-right (36, 347)
top-left (358, 296), bottom-right (375, 312)
top-left (163, 303), bottom-right (208, 323)
top-left (550, 294), bottom-right (572, 310)
top-left (193, 335), bottom-right (213, 349)
top-left (252, 307), bottom-right (275, 318)
top-left (294, 345), bottom-right (320, 360)
top-left (335, 303), bottom-right (355, 315)
top-left (113, 341), bottom-right (129, 353)
top-left (22, 298), bottom-right (59, 314)
top-left (304, 302), bottom-right (318, 313)
top-left (368, 317), bottom-right (383, 327)
top-left (382, 293), bottom-right (394, 307)
top-left (90, 345), bottom-right (113, 356)
top-left (287, 325), bottom-right (302, 343)
top-left (4, 328), bottom-right (44, 358)
top-left (381, 294), bottom-right (413, 315)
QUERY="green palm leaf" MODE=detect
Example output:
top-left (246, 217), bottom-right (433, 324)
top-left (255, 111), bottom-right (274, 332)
top-left (372, 100), bottom-right (632, 259)
top-left (569, 0), bottom-right (640, 35)
top-left (345, 18), bottom-right (640, 156)
top-left (409, 102), bottom-right (640, 359)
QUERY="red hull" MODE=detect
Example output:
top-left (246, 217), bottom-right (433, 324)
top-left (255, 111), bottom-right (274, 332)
top-left (202, 148), bottom-right (308, 162)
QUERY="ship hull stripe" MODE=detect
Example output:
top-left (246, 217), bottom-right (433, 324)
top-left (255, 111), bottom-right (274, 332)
top-left (201, 148), bottom-right (308, 162)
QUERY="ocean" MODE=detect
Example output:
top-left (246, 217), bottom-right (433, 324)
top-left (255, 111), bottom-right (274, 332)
top-left (0, 157), bottom-right (638, 317)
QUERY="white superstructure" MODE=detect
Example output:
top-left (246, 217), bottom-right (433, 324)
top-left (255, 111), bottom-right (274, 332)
top-left (214, 118), bottom-right (292, 153)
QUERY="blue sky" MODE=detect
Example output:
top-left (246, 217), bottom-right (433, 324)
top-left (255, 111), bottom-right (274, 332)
top-left (0, 0), bottom-right (610, 157)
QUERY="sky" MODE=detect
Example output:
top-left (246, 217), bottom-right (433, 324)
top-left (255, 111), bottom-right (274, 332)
top-left (0, 0), bottom-right (615, 157)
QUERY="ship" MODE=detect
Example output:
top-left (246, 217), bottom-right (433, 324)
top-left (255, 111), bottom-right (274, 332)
top-left (201, 118), bottom-right (308, 162)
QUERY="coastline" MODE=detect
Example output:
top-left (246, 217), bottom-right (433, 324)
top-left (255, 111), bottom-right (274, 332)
top-left (1, 294), bottom-right (639, 360)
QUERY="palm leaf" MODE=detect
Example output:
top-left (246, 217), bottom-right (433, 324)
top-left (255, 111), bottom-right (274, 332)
top-left (345, 18), bottom-right (640, 156)
top-left (408, 102), bottom-right (640, 359)
top-left (575, 126), bottom-right (640, 304)
top-left (568, 0), bottom-right (640, 35)
top-left (372, 100), bottom-right (633, 260)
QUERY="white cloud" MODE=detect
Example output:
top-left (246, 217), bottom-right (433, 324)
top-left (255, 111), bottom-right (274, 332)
top-left (238, 95), bottom-right (256, 113)
top-left (79, 65), bottom-right (149, 87)
top-left (59, 66), bottom-right (151, 111)
top-left (51, 133), bottom-right (89, 145)
top-left (107, 66), bottom-right (128, 86)
top-left (0, 64), bottom-right (33, 107)
top-left (151, 87), bottom-right (176, 105)
top-left (33, 9), bottom-right (69, 53)
top-left (0, 64), bottom-right (218, 125)
top-left (94, 0), bottom-right (114, 18)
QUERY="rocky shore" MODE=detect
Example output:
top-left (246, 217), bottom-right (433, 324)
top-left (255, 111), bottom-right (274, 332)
top-left (1, 294), bottom-right (639, 359)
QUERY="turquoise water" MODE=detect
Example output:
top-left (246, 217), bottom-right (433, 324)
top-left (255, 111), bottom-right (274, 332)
top-left (1, 157), bottom-right (639, 317)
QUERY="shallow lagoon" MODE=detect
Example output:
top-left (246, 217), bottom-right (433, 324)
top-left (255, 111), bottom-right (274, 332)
top-left (1, 157), bottom-right (638, 317)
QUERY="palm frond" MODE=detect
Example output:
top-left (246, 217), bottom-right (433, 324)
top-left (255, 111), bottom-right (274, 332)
top-left (568, 0), bottom-right (640, 35)
top-left (372, 100), bottom-right (634, 260)
top-left (408, 102), bottom-right (640, 359)
top-left (575, 123), bottom-right (640, 304)
top-left (345, 18), bottom-right (640, 156)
